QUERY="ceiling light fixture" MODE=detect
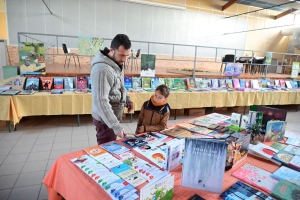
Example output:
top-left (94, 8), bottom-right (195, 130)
top-left (119, 0), bottom-right (186, 10)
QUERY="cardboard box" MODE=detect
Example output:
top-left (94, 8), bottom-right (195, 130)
top-left (170, 109), bottom-right (185, 116)
top-left (215, 107), bottom-right (228, 111)
top-left (229, 106), bottom-right (250, 113)
top-left (186, 108), bottom-right (205, 116)
top-left (0, 121), bottom-right (7, 127)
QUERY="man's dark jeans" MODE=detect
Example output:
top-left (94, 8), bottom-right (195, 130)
top-left (93, 118), bottom-right (117, 145)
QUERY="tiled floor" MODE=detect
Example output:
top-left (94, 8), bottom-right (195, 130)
top-left (0, 108), bottom-right (299, 200)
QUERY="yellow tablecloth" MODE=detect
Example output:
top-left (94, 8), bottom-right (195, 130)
top-left (1, 90), bottom-right (300, 126)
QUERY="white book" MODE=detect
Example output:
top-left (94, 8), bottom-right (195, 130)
top-left (252, 80), bottom-right (259, 89)
top-left (250, 143), bottom-right (279, 160)
top-left (240, 115), bottom-right (249, 129)
top-left (167, 139), bottom-right (184, 171)
top-left (285, 81), bottom-right (293, 89)
top-left (231, 113), bottom-right (242, 126)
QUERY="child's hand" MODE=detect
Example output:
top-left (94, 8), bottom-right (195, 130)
top-left (138, 126), bottom-right (145, 134)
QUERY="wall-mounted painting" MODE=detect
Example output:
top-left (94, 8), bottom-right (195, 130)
top-left (78, 36), bottom-right (104, 55)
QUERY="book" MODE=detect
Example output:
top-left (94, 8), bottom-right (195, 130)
top-left (189, 194), bottom-right (205, 200)
top-left (271, 180), bottom-right (300, 200)
top-left (0, 90), bottom-right (20, 95)
top-left (239, 79), bottom-right (246, 88)
top-left (18, 90), bottom-right (36, 95)
top-left (271, 142), bottom-right (287, 150)
top-left (211, 79), bottom-right (218, 88)
top-left (40, 77), bottom-right (53, 90)
top-left (218, 79), bottom-right (226, 88)
top-left (158, 78), bottom-right (165, 86)
top-left (140, 175), bottom-right (174, 200)
top-left (151, 77), bottom-right (160, 89)
top-left (142, 77), bottom-right (151, 89)
top-left (232, 79), bottom-right (240, 88)
top-left (11, 77), bottom-right (26, 90)
top-left (0, 85), bottom-right (12, 91)
top-left (226, 134), bottom-right (250, 166)
top-left (249, 143), bottom-right (279, 160)
top-left (124, 76), bottom-right (132, 89)
top-left (284, 145), bottom-right (300, 156)
top-left (264, 121), bottom-right (287, 142)
top-left (160, 127), bottom-right (190, 138)
top-left (224, 63), bottom-right (235, 76)
top-left (164, 78), bottom-right (174, 89)
top-left (166, 139), bottom-right (184, 171)
top-left (132, 77), bottom-right (141, 89)
top-left (286, 138), bottom-right (300, 147)
top-left (64, 77), bottom-right (74, 91)
top-left (252, 80), bottom-right (259, 89)
top-left (76, 75), bottom-right (88, 90)
top-left (186, 78), bottom-right (196, 89)
top-left (87, 76), bottom-right (92, 92)
top-left (285, 80), bottom-right (293, 89)
top-left (100, 142), bottom-right (129, 155)
top-left (25, 77), bottom-right (39, 91)
top-left (245, 79), bottom-right (251, 88)
top-left (232, 163), bottom-right (278, 193)
top-left (272, 166), bottom-right (300, 186)
top-left (51, 89), bottom-right (64, 94)
top-left (53, 77), bottom-right (64, 89)
top-left (225, 79), bottom-right (233, 88)
top-left (280, 80), bottom-right (286, 88)
top-left (290, 155), bottom-right (300, 170)
top-left (240, 115), bottom-right (248, 129)
top-left (261, 79), bottom-right (268, 88)
top-left (231, 113), bottom-right (242, 126)
top-left (257, 106), bottom-right (287, 131)
top-left (272, 151), bottom-right (294, 165)
top-left (220, 181), bottom-right (274, 200)
top-left (84, 145), bottom-right (108, 158)
top-left (181, 138), bottom-right (228, 194)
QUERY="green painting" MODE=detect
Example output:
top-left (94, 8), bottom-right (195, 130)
top-left (78, 36), bottom-right (104, 55)
top-left (141, 54), bottom-right (156, 77)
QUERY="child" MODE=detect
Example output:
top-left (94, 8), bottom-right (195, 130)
top-left (135, 85), bottom-right (170, 134)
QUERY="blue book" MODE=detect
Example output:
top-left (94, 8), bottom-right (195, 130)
top-left (272, 166), bottom-right (300, 186)
top-left (110, 163), bottom-right (131, 174)
top-left (53, 78), bottom-right (64, 89)
top-left (124, 77), bottom-right (132, 89)
top-left (87, 77), bottom-right (92, 92)
top-left (100, 142), bottom-right (129, 155)
top-left (292, 81), bottom-right (299, 88)
top-left (151, 77), bottom-right (160, 89)
top-left (25, 77), bottom-right (39, 91)
top-left (181, 138), bottom-right (228, 194)
top-left (272, 150), bottom-right (294, 165)
top-left (239, 79), bottom-right (246, 88)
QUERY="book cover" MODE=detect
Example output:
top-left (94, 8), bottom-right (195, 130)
top-left (132, 77), bottom-right (142, 89)
top-left (203, 79), bottom-right (211, 88)
top-left (231, 113), bottom-right (242, 126)
top-left (160, 127), bottom-right (190, 137)
top-left (275, 80), bottom-right (280, 87)
top-left (181, 138), bottom-right (228, 194)
top-left (286, 138), bottom-right (300, 147)
top-left (87, 77), bottom-right (92, 92)
top-left (224, 63), bottom-right (235, 76)
top-left (271, 180), bottom-right (300, 200)
top-left (218, 79), bottom-right (226, 88)
top-left (187, 78), bottom-right (196, 89)
top-left (211, 79), bottom-right (218, 88)
top-left (165, 78), bottom-right (174, 89)
top-left (232, 163), bottom-right (278, 193)
top-left (18, 90), bottom-right (36, 95)
top-left (232, 79), bottom-right (240, 88)
top-left (239, 79), bottom-right (246, 88)
top-left (124, 173), bottom-right (146, 187)
top-left (141, 54), bottom-right (155, 77)
top-left (225, 79), bottom-right (233, 88)
top-left (76, 75), bottom-right (88, 90)
top-left (272, 151), bottom-right (294, 165)
top-left (226, 134), bottom-right (250, 166)
top-left (188, 194), bottom-right (205, 200)
top-left (249, 143), bottom-right (278, 160)
top-left (240, 115), bottom-right (249, 129)
top-left (25, 77), bottom-right (39, 91)
top-left (142, 77), bottom-right (151, 89)
top-left (264, 121), bottom-right (287, 142)
top-left (257, 106), bottom-right (287, 131)
top-left (280, 80), bottom-right (286, 88)
top-left (252, 80), bottom-right (259, 89)
top-left (292, 81), bottom-right (299, 88)
top-left (12, 77), bottom-right (26, 90)
top-left (158, 78), bottom-right (165, 86)
top-left (167, 139), bottom-right (184, 171)
top-left (284, 145), bottom-right (300, 156)
top-left (141, 175), bottom-right (174, 200)
top-left (40, 77), bottom-right (53, 90)
top-left (285, 80), bottom-right (293, 89)
top-left (100, 142), bottom-right (129, 155)
top-left (289, 155), bottom-right (300, 170)
top-left (245, 79), bottom-right (251, 88)
top-left (53, 78), bottom-right (64, 89)
top-left (151, 77), bottom-right (160, 89)
top-left (0, 90), bottom-right (20, 95)
top-left (261, 79), bottom-right (268, 88)
top-left (272, 166), bottom-right (300, 186)
top-left (51, 89), bottom-right (64, 94)
top-left (64, 78), bottom-right (74, 91)
top-left (233, 63), bottom-right (243, 76)
top-left (84, 146), bottom-right (108, 158)
top-left (271, 142), bottom-right (287, 150)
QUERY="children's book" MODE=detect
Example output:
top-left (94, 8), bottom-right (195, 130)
top-left (292, 81), bottom-right (299, 88)
top-left (218, 79), bottom-right (226, 88)
top-left (158, 78), bottom-right (165, 86)
top-left (240, 115), bottom-right (249, 129)
top-left (261, 79), bottom-right (268, 88)
top-left (132, 77), bottom-right (142, 89)
top-left (232, 163), bottom-right (278, 193)
top-left (142, 77), bottom-right (151, 89)
top-left (239, 79), bottom-right (245, 88)
top-left (25, 77), bottom-right (39, 91)
top-left (18, 90), bottom-right (36, 95)
top-left (271, 142), bottom-right (287, 151)
top-left (231, 113), bottom-right (242, 126)
top-left (257, 106), bottom-right (287, 131)
top-left (224, 63), bottom-right (235, 76)
top-left (76, 75), bottom-right (88, 90)
top-left (245, 79), bottom-right (251, 88)
top-left (124, 76), bottom-right (132, 89)
top-left (226, 79), bottom-right (233, 88)
top-left (272, 166), bottom-right (300, 186)
top-left (0, 90), bottom-right (20, 95)
top-left (271, 180), bottom-right (300, 200)
top-left (232, 79), bottom-right (240, 88)
top-left (249, 143), bottom-right (278, 160)
top-left (51, 89), bottom-right (64, 94)
top-left (100, 142), bottom-right (129, 155)
top-left (181, 138), bottom-right (228, 194)
top-left (40, 77), bottom-right (53, 90)
top-left (286, 138), bottom-right (300, 147)
top-left (84, 145), bottom-right (108, 158)
top-left (211, 79), bottom-right (218, 88)
top-left (285, 80), bottom-right (293, 89)
top-left (160, 127), bottom-right (190, 138)
top-left (151, 77), bottom-right (160, 89)
top-left (264, 121), bottom-right (287, 142)
top-left (164, 78), bottom-right (174, 89)
top-left (206, 113), bottom-right (231, 121)
top-left (251, 80), bottom-right (259, 89)
top-left (220, 181), bottom-right (274, 200)
top-left (279, 80), bottom-right (286, 88)
top-left (53, 77), bottom-right (64, 89)
top-left (284, 145), bottom-right (300, 156)
top-left (272, 151), bottom-right (294, 165)
top-left (290, 155), bottom-right (300, 170)
top-left (11, 77), bottom-right (26, 90)
top-left (226, 134), bottom-right (250, 167)
top-left (140, 175), bottom-right (174, 200)
top-left (64, 77), bottom-right (74, 91)
top-left (167, 139), bottom-right (184, 171)
top-left (186, 78), bottom-right (196, 89)
top-left (87, 76), bottom-right (92, 92)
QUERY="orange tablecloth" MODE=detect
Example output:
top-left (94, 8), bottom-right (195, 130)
top-left (43, 145), bottom-right (280, 200)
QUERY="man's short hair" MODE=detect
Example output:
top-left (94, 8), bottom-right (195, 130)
top-left (156, 85), bottom-right (170, 98)
top-left (111, 34), bottom-right (131, 50)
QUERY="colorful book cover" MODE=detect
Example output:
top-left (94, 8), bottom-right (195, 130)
top-left (140, 175), bottom-right (174, 200)
top-left (187, 78), bottom-right (196, 89)
top-left (272, 151), bottom-right (294, 165)
top-left (257, 106), bottom-right (287, 131)
top-left (272, 166), bottom-right (300, 186)
top-left (158, 78), bottom-right (165, 86)
top-left (123, 77), bottom-right (132, 89)
top-left (122, 139), bottom-right (148, 148)
top-left (245, 79), bottom-right (251, 88)
top-left (231, 113), bottom-right (241, 126)
top-left (181, 138), bottom-right (228, 194)
top-left (224, 63), bottom-right (235, 76)
top-left (239, 79), bottom-right (246, 88)
top-left (164, 78), bottom-right (174, 89)
top-left (167, 139), bottom-right (184, 171)
top-left (232, 79), bottom-right (240, 88)
top-left (40, 77), bottom-right (53, 90)
top-left (64, 77), bottom-right (74, 91)
top-left (249, 143), bottom-right (278, 160)
top-left (284, 145), bottom-right (300, 156)
top-left (264, 121), bottom-right (287, 142)
top-left (25, 77), bottom-right (39, 91)
top-left (142, 77), bottom-right (151, 89)
top-left (124, 173), bottom-right (147, 187)
top-left (290, 155), bottom-right (300, 170)
top-left (218, 79), bottom-right (226, 88)
top-left (53, 77), bottom-right (64, 89)
top-left (286, 138), bottom-right (300, 147)
top-left (84, 146), bottom-right (108, 158)
top-left (76, 75), bottom-right (87, 90)
top-left (285, 81), bottom-right (293, 89)
top-left (151, 77), bottom-right (160, 89)
top-left (292, 81), bottom-right (299, 88)
top-left (275, 80), bottom-right (280, 87)
top-left (232, 163), bottom-right (278, 193)
top-left (87, 77), bottom-right (92, 92)
top-left (240, 115), bottom-right (249, 129)
top-left (271, 180), bottom-right (300, 200)
top-left (226, 79), bottom-right (233, 88)
top-left (261, 79), bottom-right (268, 88)
top-left (100, 142), bottom-right (129, 155)
top-left (12, 77), bottom-right (26, 90)
top-left (211, 79), bottom-right (218, 88)
top-left (141, 54), bottom-right (156, 77)
top-left (280, 80), bottom-right (286, 88)
top-left (203, 79), bottom-right (211, 88)
top-left (132, 77), bottom-right (142, 89)
top-left (233, 63), bottom-right (243, 76)
top-left (227, 134), bottom-right (250, 166)
top-left (160, 127), bottom-right (190, 137)
top-left (271, 142), bottom-right (287, 151)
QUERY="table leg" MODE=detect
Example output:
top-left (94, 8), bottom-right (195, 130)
top-left (212, 107), bottom-right (215, 113)
top-left (8, 121), bottom-right (11, 133)
top-left (77, 115), bottom-right (80, 126)
top-left (174, 110), bottom-right (177, 120)
top-left (243, 106), bottom-right (246, 115)
top-left (130, 113), bottom-right (132, 123)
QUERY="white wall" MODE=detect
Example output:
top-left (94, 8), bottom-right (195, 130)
top-left (6, 0), bottom-right (248, 57)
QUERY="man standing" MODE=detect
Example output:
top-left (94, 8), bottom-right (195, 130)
top-left (91, 34), bottom-right (134, 144)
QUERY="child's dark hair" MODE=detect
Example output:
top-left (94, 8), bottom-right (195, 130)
top-left (156, 85), bottom-right (170, 98)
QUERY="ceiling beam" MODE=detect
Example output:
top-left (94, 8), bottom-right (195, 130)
top-left (275, 8), bottom-right (297, 20)
top-left (222, 0), bottom-right (239, 11)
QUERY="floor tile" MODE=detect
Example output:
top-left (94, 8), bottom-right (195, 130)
top-left (71, 141), bottom-right (89, 149)
top-left (38, 184), bottom-right (48, 200)
top-left (9, 145), bottom-right (33, 155)
top-left (15, 139), bottom-right (37, 147)
top-left (1, 132), bottom-right (22, 141)
top-left (21, 160), bottom-right (48, 173)
top-left (0, 155), bottom-right (6, 165)
top-left (55, 131), bottom-right (72, 137)
top-left (19, 133), bottom-right (40, 140)
top-left (54, 136), bottom-right (72, 143)
top-left (8, 185), bottom-right (40, 200)
top-left (0, 147), bottom-right (12, 156)
top-left (46, 159), bottom-right (56, 171)
top-left (0, 189), bottom-right (11, 200)
top-left (0, 174), bottom-right (19, 189)
top-left (89, 140), bottom-right (98, 147)
top-left (52, 142), bottom-right (71, 151)
top-left (49, 149), bottom-right (70, 160)
top-left (2, 153), bottom-right (29, 165)
top-left (38, 132), bottom-right (56, 138)
top-left (27, 151), bottom-right (50, 162)
top-left (31, 144), bottom-right (52, 153)
top-left (0, 163), bottom-right (24, 176)
top-left (0, 133), bottom-right (6, 140)
top-left (0, 140), bottom-right (17, 148)
top-left (15, 171), bottom-right (45, 187)
top-left (35, 137), bottom-right (55, 145)
top-left (71, 135), bottom-right (88, 142)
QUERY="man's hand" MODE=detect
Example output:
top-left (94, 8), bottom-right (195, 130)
top-left (138, 126), bottom-right (144, 134)
top-left (127, 102), bottom-right (134, 113)
top-left (117, 130), bottom-right (125, 139)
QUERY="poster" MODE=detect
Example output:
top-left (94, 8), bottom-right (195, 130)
top-left (19, 42), bottom-right (46, 74)
top-left (140, 54), bottom-right (156, 77)
top-left (78, 36), bottom-right (104, 55)
top-left (291, 62), bottom-right (299, 78)
top-left (265, 52), bottom-right (273, 64)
